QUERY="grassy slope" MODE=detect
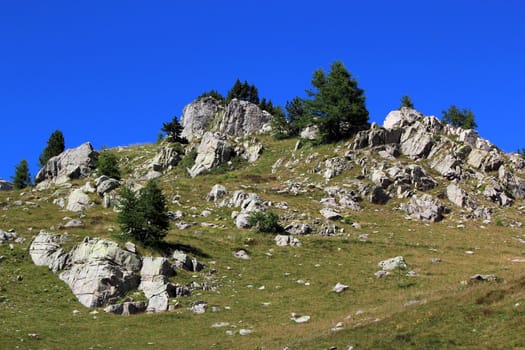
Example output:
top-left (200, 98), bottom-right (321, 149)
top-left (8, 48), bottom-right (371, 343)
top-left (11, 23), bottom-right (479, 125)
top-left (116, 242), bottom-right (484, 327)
top-left (1, 136), bottom-right (525, 349)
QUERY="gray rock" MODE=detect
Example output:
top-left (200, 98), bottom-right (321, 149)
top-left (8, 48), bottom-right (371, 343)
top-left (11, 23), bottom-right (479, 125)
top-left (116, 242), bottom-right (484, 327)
top-left (0, 179), bottom-right (13, 191)
top-left (104, 301), bottom-right (147, 316)
top-left (400, 129), bottom-right (434, 159)
top-left (139, 257), bottom-right (175, 313)
top-left (189, 301), bottom-right (208, 314)
top-left (219, 99), bottom-right (272, 137)
top-left (150, 145), bottom-right (181, 172)
top-left (446, 183), bottom-right (470, 208)
top-left (300, 125), bottom-right (320, 140)
top-left (400, 194), bottom-right (446, 222)
top-left (430, 154), bottom-right (462, 179)
top-left (124, 242), bottom-right (136, 253)
top-left (370, 186), bottom-right (390, 204)
top-left (285, 223), bottom-right (312, 235)
top-left (59, 237), bottom-right (142, 308)
top-left (66, 189), bottom-right (91, 212)
top-left (95, 176), bottom-right (120, 196)
top-left (274, 235), bottom-right (302, 247)
top-left (324, 157), bottom-right (350, 180)
top-left (0, 229), bottom-right (18, 243)
top-left (320, 208), bottom-right (342, 220)
top-left (206, 184), bottom-right (228, 202)
top-left (36, 142), bottom-right (98, 183)
top-left (234, 249), bottom-right (250, 260)
top-left (181, 97), bottom-right (224, 142)
top-left (499, 166), bottom-right (525, 200)
top-left (235, 212), bottom-right (252, 229)
top-left (378, 256), bottom-right (407, 271)
top-left (188, 132), bottom-right (233, 177)
top-left (332, 282), bottom-right (349, 293)
top-left (172, 250), bottom-right (204, 272)
top-left (64, 219), bottom-right (83, 228)
top-left (29, 230), bottom-right (69, 273)
top-left (470, 274), bottom-right (496, 282)
top-left (383, 108), bottom-right (423, 129)
top-left (237, 141), bottom-right (263, 163)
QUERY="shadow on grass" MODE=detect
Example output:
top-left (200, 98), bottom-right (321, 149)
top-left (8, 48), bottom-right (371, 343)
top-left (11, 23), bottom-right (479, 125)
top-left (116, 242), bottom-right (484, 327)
top-left (151, 240), bottom-right (211, 259)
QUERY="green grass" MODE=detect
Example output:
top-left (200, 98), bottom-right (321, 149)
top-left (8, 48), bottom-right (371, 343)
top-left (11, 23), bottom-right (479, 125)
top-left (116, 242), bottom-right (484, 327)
top-left (1, 135), bottom-right (525, 349)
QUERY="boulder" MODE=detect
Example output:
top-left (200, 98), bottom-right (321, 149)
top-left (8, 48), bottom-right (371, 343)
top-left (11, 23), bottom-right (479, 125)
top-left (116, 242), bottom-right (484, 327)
top-left (237, 141), bottom-right (263, 163)
top-left (446, 183), bottom-right (474, 209)
top-left (300, 125), bottom-right (320, 140)
top-left (383, 108), bottom-right (423, 129)
top-left (320, 208), bottom-right (342, 220)
top-left (0, 179), bottom-right (13, 191)
top-left (139, 257), bottom-right (176, 313)
top-left (206, 184), bottom-right (228, 202)
top-left (172, 250), bottom-right (204, 272)
top-left (59, 237), bottom-right (142, 308)
top-left (29, 230), bottom-right (69, 273)
top-left (66, 189), bottom-right (91, 212)
top-left (150, 145), bottom-right (181, 172)
top-left (324, 157), bottom-right (350, 180)
top-left (219, 99), bottom-right (272, 137)
top-left (188, 132), bottom-right (234, 177)
top-left (400, 129), bottom-right (434, 159)
top-left (332, 282), bottom-right (349, 293)
top-left (274, 234), bottom-right (302, 247)
top-left (378, 256), bottom-right (407, 271)
top-left (180, 97), bottom-right (224, 142)
top-left (95, 176), bottom-right (120, 196)
top-left (370, 186), bottom-right (390, 204)
top-left (285, 223), bottom-right (312, 235)
top-left (235, 212), bottom-right (252, 229)
top-left (499, 166), bottom-right (525, 200)
top-left (104, 301), bottom-right (147, 316)
top-left (430, 154), bottom-right (462, 179)
top-left (36, 142), bottom-right (98, 183)
top-left (400, 194), bottom-right (446, 222)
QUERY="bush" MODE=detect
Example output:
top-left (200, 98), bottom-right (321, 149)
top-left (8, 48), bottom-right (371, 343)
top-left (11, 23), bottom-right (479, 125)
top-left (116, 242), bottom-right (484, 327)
top-left (96, 150), bottom-right (121, 180)
top-left (117, 180), bottom-right (170, 246)
top-left (442, 105), bottom-right (477, 129)
top-left (179, 148), bottom-right (198, 169)
top-left (248, 210), bottom-right (283, 233)
top-left (400, 95), bottom-right (414, 109)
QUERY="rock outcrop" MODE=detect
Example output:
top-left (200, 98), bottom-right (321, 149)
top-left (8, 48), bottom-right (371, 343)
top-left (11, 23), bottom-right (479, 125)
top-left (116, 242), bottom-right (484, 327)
top-left (188, 132), bottom-right (234, 177)
top-left (400, 194), bottom-right (446, 222)
top-left (0, 179), bottom-right (13, 191)
top-left (36, 142), bottom-right (98, 183)
top-left (181, 97), bottom-right (271, 142)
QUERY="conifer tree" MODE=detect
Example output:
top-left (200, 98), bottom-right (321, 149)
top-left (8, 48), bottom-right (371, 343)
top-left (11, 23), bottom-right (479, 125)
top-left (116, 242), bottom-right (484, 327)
top-left (39, 130), bottom-right (65, 167)
top-left (96, 150), bottom-right (121, 180)
top-left (400, 95), bottom-right (414, 109)
top-left (12, 159), bottom-right (31, 189)
top-left (442, 105), bottom-right (477, 129)
top-left (161, 116), bottom-right (185, 143)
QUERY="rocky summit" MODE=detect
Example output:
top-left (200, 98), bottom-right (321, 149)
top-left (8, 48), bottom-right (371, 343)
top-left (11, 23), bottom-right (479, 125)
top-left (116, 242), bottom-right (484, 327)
top-left (2, 102), bottom-right (525, 349)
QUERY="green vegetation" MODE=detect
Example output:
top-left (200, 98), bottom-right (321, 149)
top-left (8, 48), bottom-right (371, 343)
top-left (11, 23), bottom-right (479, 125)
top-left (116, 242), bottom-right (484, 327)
top-left (197, 89), bottom-right (225, 102)
top-left (304, 60), bottom-right (369, 143)
top-left (96, 150), bottom-right (121, 180)
top-left (248, 210), bottom-right (283, 233)
top-left (442, 105), bottom-right (477, 129)
top-left (161, 116), bottom-right (186, 143)
top-left (226, 78), bottom-right (260, 104)
top-left (39, 130), bottom-right (65, 167)
top-left (400, 95), bottom-right (414, 109)
top-left (11, 159), bottom-right (31, 189)
top-left (117, 180), bottom-right (170, 246)
top-left (178, 148), bottom-right (198, 169)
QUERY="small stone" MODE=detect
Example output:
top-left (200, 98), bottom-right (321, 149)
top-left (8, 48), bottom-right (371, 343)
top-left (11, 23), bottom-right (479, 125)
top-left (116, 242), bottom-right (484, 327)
top-left (211, 322), bottom-right (230, 328)
top-left (27, 333), bottom-right (40, 340)
top-left (292, 315), bottom-right (310, 323)
top-left (332, 282), bottom-right (349, 293)
top-left (239, 329), bottom-right (252, 336)
top-left (72, 310), bottom-right (80, 315)
top-left (233, 249), bottom-right (250, 260)
top-left (431, 258), bottom-right (442, 264)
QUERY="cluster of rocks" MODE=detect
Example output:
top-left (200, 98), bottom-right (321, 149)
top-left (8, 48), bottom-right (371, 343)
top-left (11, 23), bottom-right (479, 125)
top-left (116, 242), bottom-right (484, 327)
top-left (0, 179), bottom-right (13, 191)
top-left (29, 230), bottom-right (204, 314)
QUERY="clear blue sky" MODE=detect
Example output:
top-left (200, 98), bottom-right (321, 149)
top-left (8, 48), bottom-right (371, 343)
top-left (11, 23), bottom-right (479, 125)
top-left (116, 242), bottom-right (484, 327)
top-left (1, 1), bottom-right (524, 181)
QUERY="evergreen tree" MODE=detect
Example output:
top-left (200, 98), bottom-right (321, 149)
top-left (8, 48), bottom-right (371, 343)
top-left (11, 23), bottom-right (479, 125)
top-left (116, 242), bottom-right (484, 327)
top-left (117, 180), bottom-right (170, 246)
top-left (161, 116), bottom-right (186, 143)
top-left (96, 150), bottom-right (121, 180)
top-left (304, 61), bottom-right (369, 142)
top-left (400, 95), bottom-right (414, 109)
top-left (226, 79), bottom-right (260, 104)
top-left (270, 106), bottom-right (289, 140)
top-left (226, 79), bottom-right (243, 102)
top-left (286, 97), bottom-right (309, 136)
top-left (197, 89), bottom-right (225, 102)
top-left (12, 159), bottom-right (31, 189)
top-left (442, 105), bottom-right (477, 129)
top-left (39, 130), bottom-right (65, 167)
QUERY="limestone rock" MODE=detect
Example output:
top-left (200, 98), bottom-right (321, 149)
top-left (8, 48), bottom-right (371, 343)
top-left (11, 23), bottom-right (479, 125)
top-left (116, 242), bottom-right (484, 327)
top-left (0, 179), bottom-right (13, 191)
top-left (150, 145), bottom-right (181, 172)
top-left (370, 186), bottom-right (390, 204)
top-left (59, 238), bottom-right (142, 308)
top-left (181, 97), bottom-right (224, 142)
top-left (29, 230), bottom-right (70, 273)
top-left (383, 107), bottom-right (423, 129)
top-left (95, 176), bottom-right (120, 196)
top-left (446, 183), bottom-right (475, 209)
top-left (274, 235), bottom-right (302, 247)
top-left (320, 208), bottom-right (342, 220)
top-left (378, 256), bottom-right (407, 271)
top-left (285, 223), bottom-right (312, 235)
top-left (139, 257), bottom-right (175, 313)
top-left (172, 250), bottom-right (204, 272)
top-left (219, 99), bottom-right (272, 137)
top-left (300, 125), bottom-right (320, 140)
top-left (188, 132), bottom-right (233, 177)
top-left (332, 282), bottom-right (349, 293)
top-left (66, 189), bottom-right (91, 212)
top-left (206, 184), bottom-right (228, 202)
top-left (104, 301), bottom-right (147, 316)
top-left (237, 141), bottom-right (263, 163)
top-left (400, 194), bottom-right (446, 222)
top-left (36, 142), bottom-right (98, 183)
top-left (400, 129), bottom-right (434, 159)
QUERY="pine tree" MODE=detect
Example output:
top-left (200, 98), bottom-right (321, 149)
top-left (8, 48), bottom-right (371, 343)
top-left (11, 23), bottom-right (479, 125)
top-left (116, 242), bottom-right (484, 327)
top-left (270, 106), bottom-right (289, 140)
top-left (117, 180), bottom-right (170, 246)
top-left (161, 116), bottom-right (185, 143)
top-left (12, 159), bottom-right (31, 189)
top-left (226, 79), bottom-right (243, 102)
top-left (442, 105), bottom-right (477, 129)
top-left (286, 97), bottom-right (309, 136)
top-left (304, 61), bottom-right (369, 142)
top-left (400, 95), bottom-right (414, 109)
top-left (39, 130), bottom-right (65, 167)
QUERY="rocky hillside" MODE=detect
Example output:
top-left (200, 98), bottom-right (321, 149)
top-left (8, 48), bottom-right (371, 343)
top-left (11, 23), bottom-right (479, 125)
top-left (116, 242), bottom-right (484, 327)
top-left (2, 97), bottom-right (525, 349)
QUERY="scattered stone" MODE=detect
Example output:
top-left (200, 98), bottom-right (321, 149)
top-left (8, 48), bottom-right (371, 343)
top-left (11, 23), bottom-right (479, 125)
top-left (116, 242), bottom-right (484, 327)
top-left (331, 322), bottom-right (345, 332)
top-left (233, 249), bottom-right (250, 260)
top-left (189, 301), bottom-right (208, 314)
top-left (378, 256), bottom-right (407, 271)
top-left (320, 207), bottom-right (342, 220)
top-left (211, 322), bottom-right (230, 328)
top-left (206, 184), bottom-right (228, 202)
top-left (291, 315), bottom-right (311, 323)
top-left (124, 242), bottom-right (136, 253)
top-left (274, 235), bottom-right (302, 247)
top-left (66, 189), bottom-right (91, 212)
top-left (64, 219), bottom-right (83, 228)
top-left (400, 194), bottom-right (446, 222)
top-left (239, 329), bottom-right (252, 336)
top-left (431, 258), bottom-right (442, 264)
top-left (332, 282), bottom-right (349, 293)
top-left (470, 274), bottom-right (496, 282)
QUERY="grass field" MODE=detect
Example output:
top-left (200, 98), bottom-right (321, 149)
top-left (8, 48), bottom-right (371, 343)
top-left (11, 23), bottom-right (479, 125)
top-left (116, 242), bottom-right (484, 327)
top-left (1, 136), bottom-right (525, 349)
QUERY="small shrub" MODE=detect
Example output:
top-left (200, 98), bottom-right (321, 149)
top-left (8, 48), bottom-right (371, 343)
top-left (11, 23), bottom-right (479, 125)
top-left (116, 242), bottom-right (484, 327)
top-left (96, 150), bottom-right (121, 180)
top-left (179, 148), bottom-right (198, 169)
top-left (248, 210), bottom-right (283, 233)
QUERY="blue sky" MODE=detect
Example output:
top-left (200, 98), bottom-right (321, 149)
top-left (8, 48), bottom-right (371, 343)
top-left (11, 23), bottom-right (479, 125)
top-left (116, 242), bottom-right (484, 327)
top-left (1, 1), bottom-right (524, 181)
